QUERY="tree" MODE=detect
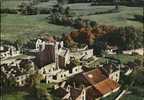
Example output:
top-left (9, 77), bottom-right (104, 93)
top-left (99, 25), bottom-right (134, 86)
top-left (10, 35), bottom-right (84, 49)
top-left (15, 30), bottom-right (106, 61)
top-left (65, 6), bottom-right (71, 16)
top-left (101, 26), bottom-right (143, 50)
top-left (57, 0), bottom-right (68, 5)
top-left (17, 2), bottom-right (37, 15)
top-left (27, 72), bottom-right (43, 87)
top-left (19, 59), bottom-right (35, 74)
top-left (114, 0), bottom-right (120, 10)
top-left (90, 21), bottom-right (97, 28)
top-left (35, 85), bottom-right (48, 99)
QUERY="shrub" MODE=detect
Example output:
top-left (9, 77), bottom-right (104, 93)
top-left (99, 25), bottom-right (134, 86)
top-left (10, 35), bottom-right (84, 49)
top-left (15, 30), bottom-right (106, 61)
top-left (0, 8), bottom-right (17, 14)
top-left (131, 52), bottom-right (139, 56)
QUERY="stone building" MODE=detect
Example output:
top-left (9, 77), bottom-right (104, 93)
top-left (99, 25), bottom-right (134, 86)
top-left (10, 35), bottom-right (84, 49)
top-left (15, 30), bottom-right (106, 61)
top-left (38, 62), bottom-right (83, 83)
top-left (70, 46), bottom-right (93, 60)
top-left (35, 38), bottom-right (64, 68)
top-left (58, 47), bottom-right (70, 69)
top-left (0, 45), bottom-right (20, 59)
top-left (54, 66), bottom-right (120, 100)
top-left (1, 58), bottom-right (35, 86)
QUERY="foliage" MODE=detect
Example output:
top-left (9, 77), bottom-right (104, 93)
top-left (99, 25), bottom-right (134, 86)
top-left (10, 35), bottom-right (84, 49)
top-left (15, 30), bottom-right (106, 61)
top-left (57, 0), bottom-right (68, 5)
top-left (17, 2), bottom-right (37, 15)
top-left (33, 85), bottom-right (48, 100)
top-left (19, 59), bottom-right (35, 74)
top-left (0, 91), bottom-right (37, 100)
top-left (26, 72), bottom-right (43, 87)
top-left (64, 25), bottom-right (143, 55)
top-left (68, 0), bottom-right (91, 3)
top-left (120, 67), bottom-right (144, 99)
top-left (101, 26), bottom-right (143, 50)
top-left (64, 25), bottom-right (115, 49)
top-left (0, 8), bottom-right (17, 14)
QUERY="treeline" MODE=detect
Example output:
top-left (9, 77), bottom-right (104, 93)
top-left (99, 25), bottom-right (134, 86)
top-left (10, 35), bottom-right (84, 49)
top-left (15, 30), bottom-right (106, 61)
top-left (58, 0), bottom-right (144, 7)
top-left (50, 15), bottom-right (97, 29)
top-left (49, 4), bottom-right (120, 29)
top-left (63, 25), bottom-right (143, 55)
top-left (49, 5), bottom-right (98, 29)
top-left (49, 9), bottom-right (120, 28)
top-left (100, 26), bottom-right (143, 50)
top-left (0, 0), bottom-right (51, 14)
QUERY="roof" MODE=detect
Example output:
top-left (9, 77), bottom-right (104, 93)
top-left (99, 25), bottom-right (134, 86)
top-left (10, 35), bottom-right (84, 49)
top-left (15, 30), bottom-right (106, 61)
top-left (66, 73), bottom-right (91, 89)
top-left (83, 68), bottom-right (107, 85)
top-left (70, 87), bottom-right (81, 100)
top-left (102, 63), bottom-right (119, 74)
top-left (66, 68), bottom-right (108, 89)
top-left (58, 68), bottom-right (120, 99)
top-left (54, 87), bottom-right (68, 98)
top-left (85, 86), bottom-right (101, 100)
top-left (94, 79), bottom-right (120, 96)
top-left (40, 36), bottom-right (56, 43)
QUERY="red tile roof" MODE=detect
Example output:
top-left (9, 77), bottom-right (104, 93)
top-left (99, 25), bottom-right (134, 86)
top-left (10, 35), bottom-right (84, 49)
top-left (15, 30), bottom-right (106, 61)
top-left (83, 68), bottom-right (107, 85)
top-left (94, 79), bottom-right (120, 96)
top-left (59, 68), bottom-right (120, 100)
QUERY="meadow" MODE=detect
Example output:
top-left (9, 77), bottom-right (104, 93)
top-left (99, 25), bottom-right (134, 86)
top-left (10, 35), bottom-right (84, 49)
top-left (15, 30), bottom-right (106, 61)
top-left (1, 14), bottom-right (75, 43)
top-left (84, 6), bottom-right (143, 29)
top-left (65, 3), bottom-right (143, 29)
top-left (1, 0), bottom-right (143, 43)
top-left (1, 0), bottom-right (30, 9)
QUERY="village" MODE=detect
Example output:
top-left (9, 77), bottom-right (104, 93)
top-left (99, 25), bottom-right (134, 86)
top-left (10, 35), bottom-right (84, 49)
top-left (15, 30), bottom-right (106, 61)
top-left (1, 34), bottom-right (143, 100)
top-left (1, 0), bottom-right (144, 99)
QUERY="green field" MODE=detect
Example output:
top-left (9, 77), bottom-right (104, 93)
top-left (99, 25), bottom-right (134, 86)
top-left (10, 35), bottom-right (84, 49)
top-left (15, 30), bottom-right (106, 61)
top-left (0, 91), bottom-right (36, 100)
top-left (63, 4), bottom-right (143, 29)
top-left (1, 1), bottom-right (143, 43)
top-left (64, 3), bottom-right (114, 15)
top-left (1, 3), bottom-right (143, 43)
top-left (83, 6), bottom-right (143, 29)
top-left (1, 14), bottom-right (75, 42)
top-left (1, 0), bottom-right (30, 9)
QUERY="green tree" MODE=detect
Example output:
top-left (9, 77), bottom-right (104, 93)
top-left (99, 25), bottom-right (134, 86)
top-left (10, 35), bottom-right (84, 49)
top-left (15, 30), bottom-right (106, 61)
top-left (114, 0), bottom-right (120, 10)
top-left (57, 0), bottom-right (68, 5)
top-left (65, 6), bottom-right (71, 16)
top-left (27, 72), bottom-right (43, 87)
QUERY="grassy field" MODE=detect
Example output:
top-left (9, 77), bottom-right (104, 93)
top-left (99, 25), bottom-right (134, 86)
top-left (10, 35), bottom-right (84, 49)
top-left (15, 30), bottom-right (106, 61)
top-left (1, 0), bottom-right (30, 9)
top-left (63, 3), bottom-right (143, 29)
top-left (34, 0), bottom-right (57, 9)
top-left (1, 1), bottom-right (143, 42)
top-left (84, 6), bottom-right (143, 29)
top-left (1, 14), bottom-right (75, 42)
top-left (64, 3), bottom-right (114, 16)
top-left (0, 91), bottom-right (36, 100)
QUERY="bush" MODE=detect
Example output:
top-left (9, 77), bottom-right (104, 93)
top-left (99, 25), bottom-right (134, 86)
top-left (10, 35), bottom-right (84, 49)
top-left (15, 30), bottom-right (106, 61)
top-left (39, 8), bottom-right (50, 14)
top-left (40, 0), bottom-right (50, 2)
top-left (131, 52), bottom-right (139, 56)
top-left (0, 8), bottom-right (17, 14)
top-left (101, 26), bottom-right (143, 50)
